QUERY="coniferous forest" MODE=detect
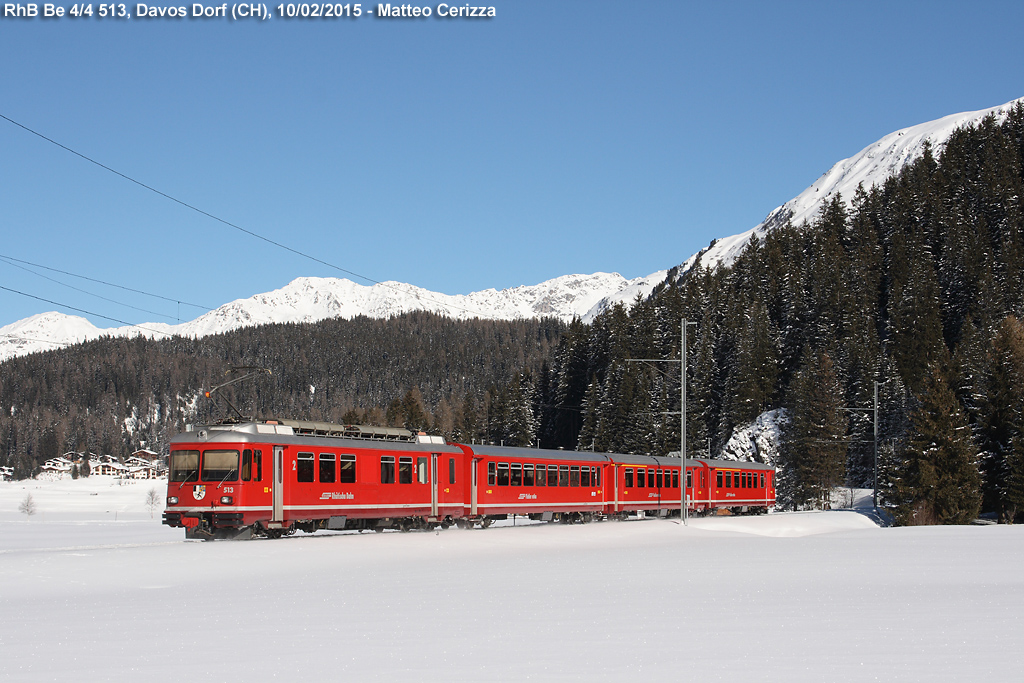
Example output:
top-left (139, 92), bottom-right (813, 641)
top-left (2, 105), bottom-right (1023, 524)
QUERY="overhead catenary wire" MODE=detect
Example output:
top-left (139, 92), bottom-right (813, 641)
top-left (0, 284), bottom-right (176, 339)
top-left (0, 112), bottom-right (500, 322)
top-left (0, 252), bottom-right (212, 311)
top-left (0, 255), bottom-right (183, 321)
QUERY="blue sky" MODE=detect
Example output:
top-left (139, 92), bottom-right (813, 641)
top-left (2, 0), bottom-right (1023, 329)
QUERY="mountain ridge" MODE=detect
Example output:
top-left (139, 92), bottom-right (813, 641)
top-left (3, 96), bottom-right (1021, 363)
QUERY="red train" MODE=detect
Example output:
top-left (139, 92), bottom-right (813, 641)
top-left (162, 418), bottom-right (776, 539)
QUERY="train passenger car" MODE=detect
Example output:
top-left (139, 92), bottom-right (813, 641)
top-left (464, 445), bottom-right (612, 523)
top-left (698, 459), bottom-right (776, 514)
top-left (606, 454), bottom-right (685, 516)
top-left (162, 419), bottom-right (467, 539)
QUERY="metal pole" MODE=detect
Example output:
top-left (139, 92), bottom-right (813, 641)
top-left (873, 380), bottom-right (879, 510)
top-left (681, 319), bottom-right (688, 526)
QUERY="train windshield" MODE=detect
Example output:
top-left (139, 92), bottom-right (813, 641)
top-left (201, 449), bottom-right (240, 482)
top-left (169, 450), bottom-right (200, 482)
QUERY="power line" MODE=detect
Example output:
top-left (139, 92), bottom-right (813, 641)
top-left (0, 252), bottom-right (212, 310)
top-left (0, 284), bottom-right (174, 339)
top-left (0, 256), bottom-right (181, 321)
top-left (0, 112), bottom-right (498, 322)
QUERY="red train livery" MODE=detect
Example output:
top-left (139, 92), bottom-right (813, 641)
top-left (162, 418), bottom-right (776, 539)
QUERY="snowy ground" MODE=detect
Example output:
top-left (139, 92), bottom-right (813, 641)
top-left (1, 477), bottom-right (1021, 682)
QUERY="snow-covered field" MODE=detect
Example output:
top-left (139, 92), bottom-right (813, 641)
top-left (1, 477), bottom-right (1021, 682)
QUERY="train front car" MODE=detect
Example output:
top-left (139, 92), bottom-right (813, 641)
top-left (162, 421), bottom-right (272, 539)
top-left (162, 419), bottom-right (469, 539)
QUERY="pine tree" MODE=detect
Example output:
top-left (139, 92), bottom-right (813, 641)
top-left (782, 348), bottom-right (847, 509)
top-left (892, 358), bottom-right (981, 525)
top-left (981, 316), bottom-right (1024, 520)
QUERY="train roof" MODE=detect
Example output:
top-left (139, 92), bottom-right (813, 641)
top-left (170, 420), bottom-right (463, 454)
top-left (462, 444), bottom-right (773, 470)
top-left (170, 420), bottom-right (774, 470)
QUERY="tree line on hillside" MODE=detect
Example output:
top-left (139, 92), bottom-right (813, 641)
top-left (0, 314), bottom-right (562, 479)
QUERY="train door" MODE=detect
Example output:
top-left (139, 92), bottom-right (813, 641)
top-left (470, 458), bottom-right (479, 515)
top-left (430, 453), bottom-right (439, 518)
top-left (272, 446), bottom-right (284, 523)
top-left (613, 464), bottom-right (621, 513)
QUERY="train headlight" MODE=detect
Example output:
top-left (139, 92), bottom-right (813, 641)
top-left (220, 496), bottom-right (233, 505)
top-left (167, 496), bottom-right (179, 505)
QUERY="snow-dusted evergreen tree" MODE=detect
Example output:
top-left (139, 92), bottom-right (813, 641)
top-left (890, 357), bottom-right (981, 525)
top-left (979, 316), bottom-right (1024, 520)
top-left (781, 348), bottom-right (847, 509)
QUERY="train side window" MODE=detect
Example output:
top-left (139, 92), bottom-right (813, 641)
top-left (381, 456), bottom-right (396, 484)
top-left (497, 463), bottom-right (510, 486)
top-left (760, 472), bottom-right (765, 488)
top-left (728, 472), bottom-right (734, 488)
top-left (594, 467), bottom-right (600, 487)
top-left (339, 454), bottom-right (356, 483)
top-left (559, 465), bottom-right (569, 487)
top-left (656, 470), bottom-right (663, 488)
top-left (487, 462), bottom-right (496, 486)
top-left (449, 458), bottom-right (456, 485)
top-left (624, 468), bottom-right (634, 488)
top-left (581, 466), bottom-right (590, 487)
top-left (648, 469), bottom-right (655, 488)
top-left (319, 453), bottom-right (336, 483)
top-left (636, 469), bottom-right (645, 488)
top-left (511, 463), bottom-right (523, 486)
top-left (242, 449), bottom-right (252, 481)
top-left (535, 464), bottom-right (545, 487)
top-left (716, 471), bottom-right (723, 488)
top-left (570, 466), bottom-right (580, 487)
top-left (399, 457), bottom-right (414, 484)
top-left (672, 470), bottom-right (679, 488)
top-left (297, 452), bottom-right (315, 483)
top-left (524, 464), bottom-right (535, 486)
top-left (418, 457), bottom-right (428, 484)
top-left (686, 470), bottom-right (692, 489)
top-left (547, 465), bottom-right (558, 487)
top-left (254, 450), bottom-right (263, 482)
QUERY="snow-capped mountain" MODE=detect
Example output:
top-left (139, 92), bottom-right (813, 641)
top-left (0, 272), bottom-right (654, 362)
top-left (2, 97), bottom-right (1020, 364)
top-left (680, 96), bottom-right (1024, 274)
